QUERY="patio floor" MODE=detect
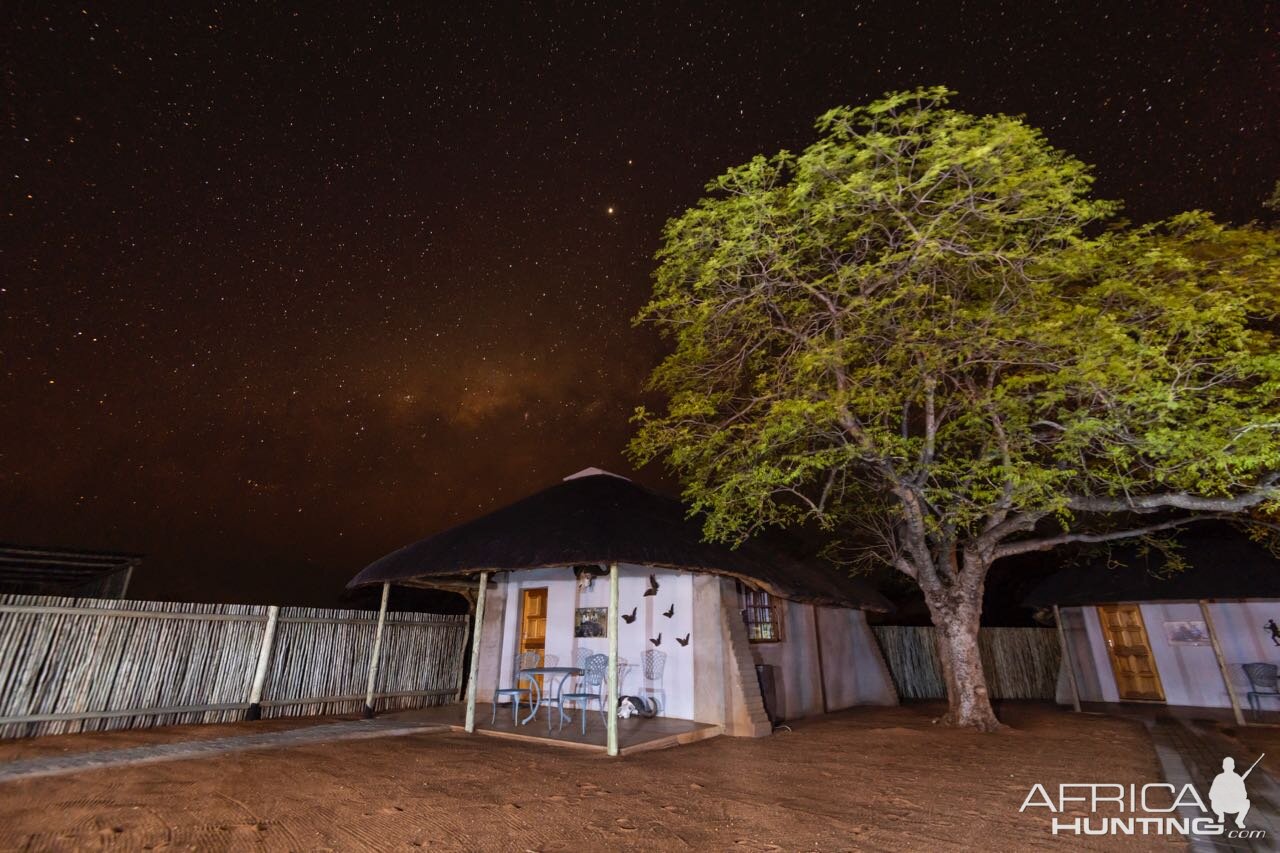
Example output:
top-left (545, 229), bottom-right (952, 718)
top-left (1079, 701), bottom-right (1280, 726)
top-left (381, 702), bottom-right (721, 755)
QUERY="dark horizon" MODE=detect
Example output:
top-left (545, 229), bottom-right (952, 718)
top-left (3, 4), bottom-right (1275, 607)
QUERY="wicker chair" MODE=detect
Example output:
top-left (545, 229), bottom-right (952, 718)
top-left (492, 651), bottom-right (541, 724)
top-left (640, 649), bottom-right (667, 716)
top-left (1243, 663), bottom-right (1280, 712)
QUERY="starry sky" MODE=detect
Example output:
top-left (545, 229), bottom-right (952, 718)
top-left (2, 3), bottom-right (1276, 607)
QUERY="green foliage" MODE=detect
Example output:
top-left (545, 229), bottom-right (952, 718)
top-left (630, 87), bottom-right (1280, 573)
top-left (1265, 179), bottom-right (1280, 213)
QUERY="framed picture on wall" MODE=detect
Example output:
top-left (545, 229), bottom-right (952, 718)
top-left (574, 607), bottom-right (608, 638)
top-left (1164, 620), bottom-right (1211, 646)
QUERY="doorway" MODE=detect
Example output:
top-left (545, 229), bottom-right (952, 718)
top-left (1097, 604), bottom-right (1165, 702)
top-left (519, 588), bottom-right (548, 691)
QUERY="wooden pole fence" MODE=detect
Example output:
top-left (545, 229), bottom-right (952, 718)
top-left (0, 593), bottom-right (467, 740)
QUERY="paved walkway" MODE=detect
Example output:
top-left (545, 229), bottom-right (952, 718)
top-left (1145, 715), bottom-right (1280, 853)
top-left (0, 718), bottom-right (448, 783)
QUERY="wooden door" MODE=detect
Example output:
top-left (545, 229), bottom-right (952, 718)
top-left (518, 588), bottom-right (548, 690)
top-left (1097, 604), bottom-right (1165, 702)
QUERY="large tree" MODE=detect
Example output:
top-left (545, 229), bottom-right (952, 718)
top-left (629, 88), bottom-right (1280, 730)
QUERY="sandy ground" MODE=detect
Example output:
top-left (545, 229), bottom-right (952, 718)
top-left (0, 703), bottom-right (1180, 852)
top-left (1226, 723), bottom-right (1280, 779)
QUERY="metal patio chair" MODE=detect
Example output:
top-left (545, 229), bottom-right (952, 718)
top-left (1243, 662), bottom-right (1280, 712)
top-left (558, 653), bottom-right (609, 734)
top-left (492, 651), bottom-right (541, 725)
top-left (640, 649), bottom-right (666, 716)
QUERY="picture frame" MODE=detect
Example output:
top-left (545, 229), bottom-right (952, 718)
top-left (574, 606), bottom-right (608, 638)
top-left (1163, 620), bottom-right (1210, 646)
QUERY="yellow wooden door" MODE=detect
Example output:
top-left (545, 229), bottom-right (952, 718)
top-left (519, 588), bottom-right (548, 690)
top-left (1098, 604), bottom-right (1165, 702)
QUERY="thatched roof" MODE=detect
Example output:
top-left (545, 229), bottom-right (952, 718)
top-left (348, 469), bottom-right (890, 611)
top-left (0, 543), bottom-right (139, 597)
top-left (1023, 525), bottom-right (1280, 607)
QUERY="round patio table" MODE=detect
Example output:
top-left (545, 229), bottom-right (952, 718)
top-left (517, 666), bottom-right (584, 728)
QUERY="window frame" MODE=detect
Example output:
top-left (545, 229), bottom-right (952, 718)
top-left (738, 582), bottom-right (784, 644)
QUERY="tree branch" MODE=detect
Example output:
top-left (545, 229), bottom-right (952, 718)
top-left (992, 514), bottom-right (1232, 560)
top-left (1065, 474), bottom-right (1280, 514)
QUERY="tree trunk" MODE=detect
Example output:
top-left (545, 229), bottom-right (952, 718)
top-left (922, 584), bottom-right (1004, 732)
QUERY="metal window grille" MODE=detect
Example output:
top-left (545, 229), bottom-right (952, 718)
top-left (739, 585), bottom-right (782, 643)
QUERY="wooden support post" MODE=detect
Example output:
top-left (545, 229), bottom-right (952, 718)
top-left (1053, 605), bottom-right (1082, 713)
top-left (246, 605), bottom-right (280, 720)
top-left (363, 583), bottom-right (391, 719)
top-left (464, 572), bottom-right (489, 733)
top-left (119, 563), bottom-right (136, 598)
top-left (606, 562), bottom-right (620, 757)
top-left (1201, 599), bottom-right (1246, 726)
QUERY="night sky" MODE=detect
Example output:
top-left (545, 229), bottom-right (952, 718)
top-left (2, 4), bottom-right (1275, 607)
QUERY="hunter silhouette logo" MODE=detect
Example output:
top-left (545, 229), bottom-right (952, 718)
top-left (1210, 754), bottom-right (1262, 829)
top-left (1020, 753), bottom-right (1268, 839)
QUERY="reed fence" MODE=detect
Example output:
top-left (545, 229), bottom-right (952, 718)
top-left (872, 625), bottom-right (1060, 700)
top-left (0, 594), bottom-right (468, 739)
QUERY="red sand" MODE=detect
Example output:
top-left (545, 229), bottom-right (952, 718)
top-left (0, 703), bottom-right (1180, 851)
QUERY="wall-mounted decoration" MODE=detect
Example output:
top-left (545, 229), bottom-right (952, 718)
top-left (649, 632), bottom-right (662, 647)
top-left (1164, 620), bottom-right (1210, 646)
top-left (1266, 619), bottom-right (1280, 647)
top-left (644, 574), bottom-right (660, 596)
top-left (573, 564), bottom-right (608, 591)
top-left (663, 603), bottom-right (674, 618)
top-left (574, 607), bottom-right (608, 638)
top-left (676, 633), bottom-right (690, 646)
top-left (621, 606), bottom-right (637, 624)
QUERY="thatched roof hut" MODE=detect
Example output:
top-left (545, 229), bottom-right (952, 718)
top-left (348, 469), bottom-right (887, 611)
top-left (1024, 525), bottom-right (1280, 607)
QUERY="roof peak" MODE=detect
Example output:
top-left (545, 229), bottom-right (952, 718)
top-left (563, 467), bottom-right (630, 482)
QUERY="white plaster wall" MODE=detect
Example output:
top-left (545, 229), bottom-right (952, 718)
top-left (486, 568), bottom-right (898, 723)
top-left (1142, 601), bottom-right (1280, 708)
top-left (750, 599), bottom-right (824, 719)
top-left (494, 565), bottom-right (697, 720)
top-left (817, 607), bottom-right (898, 709)
top-left (690, 575), bottom-right (729, 727)
top-left (1058, 606), bottom-right (1119, 704)
top-left (1211, 601), bottom-right (1280, 703)
top-left (1058, 601), bottom-right (1280, 709)
top-left (1140, 602), bottom-right (1225, 707)
top-left (748, 601), bottom-right (897, 719)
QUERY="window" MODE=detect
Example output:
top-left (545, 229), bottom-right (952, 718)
top-left (739, 583), bottom-right (783, 643)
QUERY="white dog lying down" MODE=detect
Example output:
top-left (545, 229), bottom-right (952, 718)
top-left (617, 696), bottom-right (657, 719)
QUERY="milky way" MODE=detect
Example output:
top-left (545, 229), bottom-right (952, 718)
top-left (2, 4), bottom-right (1275, 605)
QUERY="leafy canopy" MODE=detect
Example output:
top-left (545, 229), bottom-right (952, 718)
top-left (630, 87), bottom-right (1280, 564)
